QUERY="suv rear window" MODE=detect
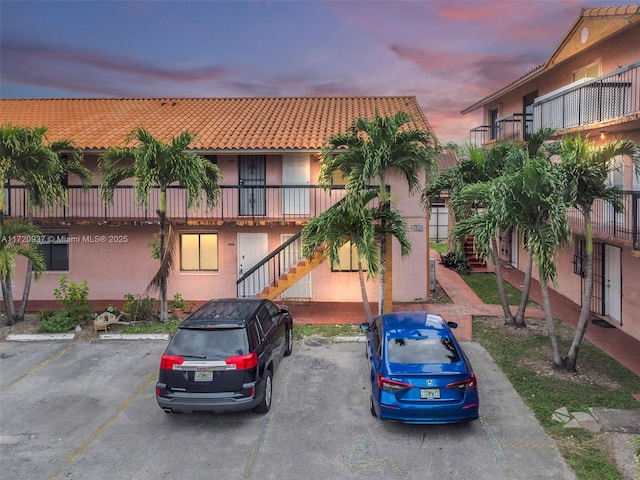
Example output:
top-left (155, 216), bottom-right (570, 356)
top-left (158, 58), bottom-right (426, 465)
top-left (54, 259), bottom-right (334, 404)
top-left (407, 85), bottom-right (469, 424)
top-left (167, 328), bottom-right (247, 360)
top-left (387, 337), bottom-right (461, 364)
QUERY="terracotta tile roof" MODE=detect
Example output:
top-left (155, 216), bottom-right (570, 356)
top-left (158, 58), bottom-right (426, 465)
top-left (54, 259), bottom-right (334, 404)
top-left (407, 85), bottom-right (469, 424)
top-left (461, 4), bottom-right (640, 115)
top-left (438, 149), bottom-right (459, 171)
top-left (0, 97), bottom-right (432, 152)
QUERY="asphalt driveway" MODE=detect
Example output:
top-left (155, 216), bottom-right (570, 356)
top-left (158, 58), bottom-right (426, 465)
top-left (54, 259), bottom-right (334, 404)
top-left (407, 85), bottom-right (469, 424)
top-left (0, 337), bottom-right (574, 480)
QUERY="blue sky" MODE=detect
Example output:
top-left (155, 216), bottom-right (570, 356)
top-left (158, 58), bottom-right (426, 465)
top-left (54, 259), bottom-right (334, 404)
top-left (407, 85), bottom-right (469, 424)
top-left (0, 0), bottom-right (629, 144)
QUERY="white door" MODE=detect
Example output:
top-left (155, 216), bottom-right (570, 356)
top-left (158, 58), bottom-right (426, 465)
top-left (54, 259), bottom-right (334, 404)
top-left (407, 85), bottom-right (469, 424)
top-left (237, 233), bottom-right (269, 297)
top-left (282, 154), bottom-right (310, 216)
top-left (604, 244), bottom-right (622, 324)
top-left (510, 229), bottom-right (519, 268)
top-left (605, 156), bottom-right (625, 227)
top-left (280, 233), bottom-right (311, 299)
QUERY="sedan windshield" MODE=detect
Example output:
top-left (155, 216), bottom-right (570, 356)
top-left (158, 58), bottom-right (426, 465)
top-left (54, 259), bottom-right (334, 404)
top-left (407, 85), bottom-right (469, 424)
top-left (387, 337), bottom-right (461, 364)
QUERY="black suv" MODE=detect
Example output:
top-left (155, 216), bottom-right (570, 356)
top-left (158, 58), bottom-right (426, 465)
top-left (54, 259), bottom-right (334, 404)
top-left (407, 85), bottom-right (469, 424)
top-left (156, 298), bottom-right (293, 414)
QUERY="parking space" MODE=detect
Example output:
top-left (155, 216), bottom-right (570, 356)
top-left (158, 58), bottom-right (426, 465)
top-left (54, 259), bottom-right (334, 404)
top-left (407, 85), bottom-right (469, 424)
top-left (0, 338), bottom-right (574, 480)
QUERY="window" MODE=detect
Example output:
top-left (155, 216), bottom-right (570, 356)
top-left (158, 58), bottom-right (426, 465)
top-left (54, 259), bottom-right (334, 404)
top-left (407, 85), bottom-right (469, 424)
top-left (181, 233), bottom-right (218, 271)
top-left (265, 300), bottom-right (280, 318)
top-left (331, 241), bottom-right (367, 272)
top-left (489, 108), bottom-right (499, 140)
top-left (256, 307), bottom-right (274, 334)
top-left (202, 155), bottom-right (217, 165)
top-left (38, 233), bottom-right (69, 271)
top-left (573, 62), bottom-right (600, 82)
top-left (522, 91), bottom-right (538, 141)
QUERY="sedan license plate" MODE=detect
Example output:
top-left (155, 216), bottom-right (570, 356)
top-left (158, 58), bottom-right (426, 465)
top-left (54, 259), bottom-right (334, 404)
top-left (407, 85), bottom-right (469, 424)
top-left (420, 388), bottom-right (440, 399)
top-left (194, 371), bottom-right (213, 382)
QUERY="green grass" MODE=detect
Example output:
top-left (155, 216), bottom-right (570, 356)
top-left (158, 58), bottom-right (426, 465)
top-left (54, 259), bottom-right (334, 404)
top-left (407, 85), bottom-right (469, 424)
top-left (473, 316), bottom-right (640, 479)
top-left (460, 272), bottom-right (536, 306)
top-left (119, 319), bottom-right (364, 340)
top-left (122, 319), bottom-right (182, 334)
top-left (430, 242), bottom-right (449, 254)
top-left (293, 323), bottom-right (362, 340)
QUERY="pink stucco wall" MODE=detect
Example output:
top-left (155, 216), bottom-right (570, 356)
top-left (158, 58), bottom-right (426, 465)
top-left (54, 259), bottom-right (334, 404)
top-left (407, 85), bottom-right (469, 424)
top-left (6, 151), bottom-right (435, 310)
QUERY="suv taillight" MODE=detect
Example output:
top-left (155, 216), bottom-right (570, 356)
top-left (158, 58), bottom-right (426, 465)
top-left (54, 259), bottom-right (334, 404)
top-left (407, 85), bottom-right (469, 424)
top-left (446, 374), bottom-right (477, 391)
top-left (160, 355), bottom-right (184, 370)
top-left (226, 352), bottom-right (258, 369)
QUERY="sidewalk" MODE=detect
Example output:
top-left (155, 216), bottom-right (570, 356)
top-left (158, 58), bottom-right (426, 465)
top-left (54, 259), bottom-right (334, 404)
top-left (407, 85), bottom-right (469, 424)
top-left (287, 250), bottom-right (640, 381)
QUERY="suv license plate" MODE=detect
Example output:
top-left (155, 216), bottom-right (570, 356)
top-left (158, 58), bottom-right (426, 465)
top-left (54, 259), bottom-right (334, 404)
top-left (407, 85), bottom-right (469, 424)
top-left (194, 371), bottom-right (213, 382)
top-left (420, 388), bottom-right (440, 399)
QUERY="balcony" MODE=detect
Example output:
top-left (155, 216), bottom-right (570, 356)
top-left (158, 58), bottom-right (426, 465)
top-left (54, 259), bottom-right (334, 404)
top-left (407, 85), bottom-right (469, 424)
top-left (469, 113), bottom-right (531, 145)
top-left (469, 62), bottom-right (640, 145)
top-left (567, 191), bottom-right (640, 251)
top-left (2, 184), bottom-right (349, 224)
top-left (532, 62), bottom-right (640, 132)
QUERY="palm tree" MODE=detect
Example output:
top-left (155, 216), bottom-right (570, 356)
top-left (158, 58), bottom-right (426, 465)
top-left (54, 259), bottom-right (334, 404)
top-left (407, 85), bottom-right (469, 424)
top-left (425, 143), bottom-right (517, 323)
top-left (99, 128), bottom-right (222, 321)
top-left (0, 219), bottom-right (46, 325)
top-left (555, 135), bottom-right (639, 371)
top-left (319, 111), bottom-right (438, 314)
top-left (301, 190), bottom-right (411, 320)
top-left (425, 130), bottom-right (557, 328)
top-left (1, 124), bottom-right (91, 322)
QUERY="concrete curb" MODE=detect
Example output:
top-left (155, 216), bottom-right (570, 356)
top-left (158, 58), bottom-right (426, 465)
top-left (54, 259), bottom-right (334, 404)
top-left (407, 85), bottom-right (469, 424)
top-left (333, 335), bottom-right (366, 343)
top-left (6, 333), bottom-right (75, 342)
top-left (99, 333), bottom-right (170, 341)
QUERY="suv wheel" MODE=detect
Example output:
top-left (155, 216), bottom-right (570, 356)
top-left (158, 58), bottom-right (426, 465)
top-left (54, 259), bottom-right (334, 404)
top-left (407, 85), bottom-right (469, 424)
top-left (284, 326), bottom-right (293, 356)
top-left (254, 370), bottom-right (273, 413)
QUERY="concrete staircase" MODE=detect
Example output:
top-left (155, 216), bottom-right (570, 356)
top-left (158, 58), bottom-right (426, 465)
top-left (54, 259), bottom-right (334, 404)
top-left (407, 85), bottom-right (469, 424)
top-left (258, 248), bottom-right (326, 300)
top-left (464, 236), bottom-right (486, 269)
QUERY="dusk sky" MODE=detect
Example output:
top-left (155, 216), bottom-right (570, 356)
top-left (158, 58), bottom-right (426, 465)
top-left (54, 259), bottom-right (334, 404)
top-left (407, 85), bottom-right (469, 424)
top-left (0, 0), bottom-right (630, 144)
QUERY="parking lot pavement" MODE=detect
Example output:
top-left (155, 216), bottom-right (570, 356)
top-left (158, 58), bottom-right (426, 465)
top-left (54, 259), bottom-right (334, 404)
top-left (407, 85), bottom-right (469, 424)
top-left (0, 338), bottom-right (575, 480)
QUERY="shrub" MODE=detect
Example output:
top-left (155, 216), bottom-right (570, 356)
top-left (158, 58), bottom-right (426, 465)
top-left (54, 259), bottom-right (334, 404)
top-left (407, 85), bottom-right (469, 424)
top-left (122, 293), bottom-right (158, 322)
top-left (38, 310), bottom-right (75, 333)
top-left (440, 250), bottom-right (471, 274)
top-left (53, 275), bottom-right (94, 325)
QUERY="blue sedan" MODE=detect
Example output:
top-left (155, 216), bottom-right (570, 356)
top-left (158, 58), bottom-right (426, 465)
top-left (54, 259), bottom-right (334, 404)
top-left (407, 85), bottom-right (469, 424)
top-left (361, 312), bottom-right (479, 424)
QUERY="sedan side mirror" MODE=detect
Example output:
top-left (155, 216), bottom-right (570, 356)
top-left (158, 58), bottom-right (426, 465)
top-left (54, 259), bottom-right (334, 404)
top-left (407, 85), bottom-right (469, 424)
top-left (359, 322), bottom-right (370, 332)
top-left (447, 321), bottom-right (458, 329)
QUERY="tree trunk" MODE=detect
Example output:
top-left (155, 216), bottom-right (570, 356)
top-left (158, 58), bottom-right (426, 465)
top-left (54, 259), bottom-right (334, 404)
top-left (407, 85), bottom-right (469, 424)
top-left (158, 190), bottom-right (168, 322)
top-left (491, 236), bottom-right (514, 324)
top-left (564, 210), bottom-right (594, 372)
top-left (513, 248), bottom-right (534, 327)
top-left (2, 275), bottom-right (16, 326)
top-left (358, 260), bottom-right (373, 321)
top-left (540, 274), bottom-right (563, 367)
top-left (17, 259), bottom-right (33, 322)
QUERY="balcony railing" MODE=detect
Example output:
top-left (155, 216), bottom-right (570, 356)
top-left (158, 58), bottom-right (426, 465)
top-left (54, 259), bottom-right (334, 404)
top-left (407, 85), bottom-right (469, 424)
top-left (567, 191), bottom-right (640, 250)
top-left (532, 62), bottom-right (640, 132)
top-left (469, 113), bottom-right (531, 145)
top-left (2, 184), bottom-right (349, 223)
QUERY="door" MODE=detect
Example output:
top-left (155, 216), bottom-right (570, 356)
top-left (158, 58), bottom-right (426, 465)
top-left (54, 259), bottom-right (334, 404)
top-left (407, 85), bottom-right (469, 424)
top-left (237, 233), bottom-right (269, 297)
top-left (604, 244), bottom-right (622, 324)
top-left (605, 156), bottom-right (625, 228)
top-left (282, 154), bottom-right (310, 216)
top-left (280, 233), bottom-right (311, 299)
top-left (239, 155), bottom-right (266, 216)
top-left (510, 229), bottom-right (519, 268)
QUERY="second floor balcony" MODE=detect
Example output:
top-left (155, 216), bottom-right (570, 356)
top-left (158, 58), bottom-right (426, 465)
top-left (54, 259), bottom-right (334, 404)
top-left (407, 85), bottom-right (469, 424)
top-left (469, 61), bottom-right (640, 145)
top-left (568, 190), bottom-right (640, 251)
top-left (2, 184), bottom-right (350, 225)
top-left (532, 62), bottom-right (640, 132)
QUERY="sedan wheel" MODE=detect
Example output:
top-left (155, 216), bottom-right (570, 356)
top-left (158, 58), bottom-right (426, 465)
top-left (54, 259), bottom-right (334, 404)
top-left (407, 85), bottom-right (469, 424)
top-left (255, 371), bottom-right (273, 413)
top-left (370, 396), bottom-right (377, 417)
